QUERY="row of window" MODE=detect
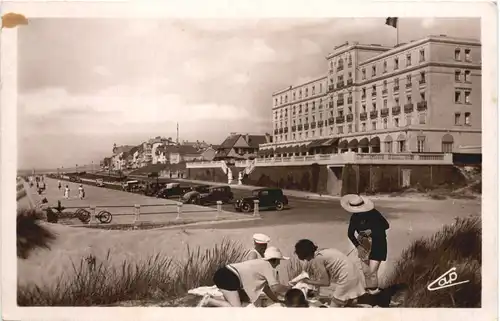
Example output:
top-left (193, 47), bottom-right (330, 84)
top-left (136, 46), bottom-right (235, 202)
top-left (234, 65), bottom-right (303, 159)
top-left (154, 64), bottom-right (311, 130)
top-left (274, 82), bottom-right (326, 106)
top-left (454, 112), bottom-right (472, 126)
top-left (455, 90), bottom-right (472, 104)
top-left (361, 49), bottom-right (426, 80)
top-left (329, 54), bottom-right (353, 71)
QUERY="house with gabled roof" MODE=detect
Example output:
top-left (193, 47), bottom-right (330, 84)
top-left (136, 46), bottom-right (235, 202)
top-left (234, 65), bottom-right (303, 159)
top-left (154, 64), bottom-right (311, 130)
top-left (214, 133), bottom-right (271, 161)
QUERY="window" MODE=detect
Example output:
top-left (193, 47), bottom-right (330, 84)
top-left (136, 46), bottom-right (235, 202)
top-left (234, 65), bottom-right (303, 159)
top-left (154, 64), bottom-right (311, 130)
top-left (420, 92), bottom-right (425, 101)
top-left (395, 97), bottom-right (400, 105)
top-left (454, 113), bottom-right (461, 125)
top-left (398, 140), bottom-right (406, 152)
top-left (293, 133), bottom-right (296, 140)
top-left (305, 88), bottom-right (309, 97)
top-left (394, 118), bottom-right (400, 127)
top-left (406, 74), bottom-right (411, 84)
top-left (319, 83), bottom-right (323, 93)
top-left (330, 110), bottom-right (334, 117)
top-left (319, 129), bottom-right (323, 136)
top-left (284, 135), bottom-right (288, 141)
top-left (312, 101), bottom-right (316, 109)
top-left (330, 61), bottom-right (333, 69)
top-left (394, 78), bottom-right (399, 87)
top-left (275, 98), bottom-right (278, 106)
top-left (312, 86), bottom-right (315, 95)
top-left (312, 130), bottom-right (315, 137)
top-left (406, 53), bottom-right (411, 66)
top-left (285, 95), bottom-right (288, 103)
top-left (383, 80), bottom-right (387, 90)
top-left (293, 93), bottom-right (296, 101)
top-left (394, 57), bottom-right (399, 69)
top-left (372, 121), bottom-right (377, 130)
top-left (455, 70), bottom-right (461, 82)
top-left (362, 69), bottom-right (366, 80)
top-left (348, 54), bottom-right (352, 66)
top-left (419, 49), bottom-right (425, 62)
top-left (362, 104), bottom-right (366, 113)
top-left (465, 49), bottom-right (471, 62)
top-left (372, 103), bottom-right (376, 111)
top-left (280, 96), bottom-right (283, 104)
top-left (383, 118), bottom-right (388, 129)
top-left (383, 99), bottom-right (388, 108)
top-left (362, 88), bottom-right (366, 97)
top-left (330, 126), bottom-right (334, 134)
top-left (419, 113), bottom-right (426, 124)
top-left (348, 72), bottom-right (352, 80)
top-left (372, 85), bottom-right (376, 94)
top-left (299, 90), bottom-right (302, 99)
top-left (348, 124), bottom-right (352, 133)
top-left (299, 105), bottom-right (302, 113)
top-left (338, 126), bottom-right (344, 134)
top-left (312, 115), bottom-right (316, 122)
top-left (417, 139), bottom-right (425, 152)
top-left (406, 94), bottom-right (412, 103)
top-left (465, 91), bottom-right (471, 104)
top-left (455, 91), bottom-right (462, 103)
top-left (383, 61), bottom-right (387, 73)
top-left (455, 49), bottom-right (461, 61)
top-left (319, 112), bottom-right (323, 119)
top-left (405, 115), bottom-right (412, 126)
top-left (465, 112), bottom-right (471, 125)
top-left (385, 141), bottom-right (392, 153)
top-left (361, 122), bottom-right (366, 132)
top-left (372, 65), bottom-right (376, 77)
top-left (305, 132), bottom-right (308, 138)
top-left (420, 71), bottom-right (426, 84)
top-left (465, 70), bottom-right (471, 82)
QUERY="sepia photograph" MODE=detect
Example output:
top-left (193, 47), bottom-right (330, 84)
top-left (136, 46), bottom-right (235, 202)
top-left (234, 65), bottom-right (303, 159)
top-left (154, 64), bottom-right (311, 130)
top-left (2, 2), bottom-right (498, 321)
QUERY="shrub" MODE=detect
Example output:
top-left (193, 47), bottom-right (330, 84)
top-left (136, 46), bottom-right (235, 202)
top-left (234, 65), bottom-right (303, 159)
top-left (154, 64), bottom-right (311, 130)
top-left (385, 216), bottom-right (481, 307)
top-left (17, 209), bottom-right (57, 259)
top-left (18, 238), bottom-right (248, 306)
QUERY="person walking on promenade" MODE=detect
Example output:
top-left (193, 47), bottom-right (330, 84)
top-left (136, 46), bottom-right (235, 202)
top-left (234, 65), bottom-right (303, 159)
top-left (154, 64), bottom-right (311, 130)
top-left (78, 184), bottom-right (84, 199)
top-left (294, 239), bottom-right (366, 307)
top-left (341, 194), bottom-right (390, 295)
top-left (58, 180), bottom-right (62, 190)
top-left (64, 185), bottom-right (70, 199)
top-left (198, 247), bottom-right (291, 307)
top-left (245, 233), bottom-right (270, 261)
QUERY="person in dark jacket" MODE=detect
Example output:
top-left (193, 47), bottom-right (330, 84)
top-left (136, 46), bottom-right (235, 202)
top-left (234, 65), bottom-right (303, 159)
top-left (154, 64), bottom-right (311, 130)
top-left (341, 194), bottom-right (390, 295)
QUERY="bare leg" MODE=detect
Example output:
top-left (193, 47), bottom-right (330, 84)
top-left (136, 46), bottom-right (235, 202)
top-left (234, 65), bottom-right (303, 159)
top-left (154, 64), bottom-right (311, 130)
top-left (205, 289), bottom-right (242, 307)
top-left (366, 260), bottom-right (381, 289)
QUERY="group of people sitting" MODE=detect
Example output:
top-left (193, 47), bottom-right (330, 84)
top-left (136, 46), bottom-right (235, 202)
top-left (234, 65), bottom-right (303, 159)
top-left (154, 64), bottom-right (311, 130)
top-left (198, 194), bottom-right (391, 308)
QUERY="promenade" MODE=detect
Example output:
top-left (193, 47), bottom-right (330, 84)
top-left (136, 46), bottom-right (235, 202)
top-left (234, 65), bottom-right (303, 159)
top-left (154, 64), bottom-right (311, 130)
top-left (24, 177), bottom-right (253, 226)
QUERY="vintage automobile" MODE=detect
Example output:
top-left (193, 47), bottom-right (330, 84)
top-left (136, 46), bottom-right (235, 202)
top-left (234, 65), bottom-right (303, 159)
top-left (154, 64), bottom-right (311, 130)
top-left (122, 180), bottom-right (141, 192)
top-left (95, 178), bottom-right (105, 187)
top-left (181, 185), bottom-right (234, 205)
top-left (69, 176), bottom-right (83, 183)
top-left (190, 184), bottom-right (211, 194)
top-left (157, 182), bottom-right (192, 199)
top-left (234, 188), bottom-right (288, 213)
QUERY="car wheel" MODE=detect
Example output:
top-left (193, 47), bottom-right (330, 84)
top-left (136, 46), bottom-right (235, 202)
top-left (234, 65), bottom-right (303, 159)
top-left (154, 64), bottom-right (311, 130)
top-left (241, 202), bottom-right (252, 213)
top-left (275, 201), bottom-right (284, 211)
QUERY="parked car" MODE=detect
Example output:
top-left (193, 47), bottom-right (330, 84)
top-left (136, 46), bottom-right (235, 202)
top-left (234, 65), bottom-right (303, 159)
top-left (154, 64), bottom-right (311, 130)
top-left (95, 178), bottom-right (105, 187)
top-left (69, 176), bottom-right (82, 183)
top-left (191, 184), bottom-right (211, 194)
top-left (234, 188), bottom-right (288, 213)
top-left (182, 185), bottom-right (234, 205)
top-left (122, 180), bottom-right (141, 192)
top-left (157, 183), bottom-right (192, 199)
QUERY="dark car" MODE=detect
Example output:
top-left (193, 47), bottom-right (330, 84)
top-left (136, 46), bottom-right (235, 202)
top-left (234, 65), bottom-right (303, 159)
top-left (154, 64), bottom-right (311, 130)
top-left (234, 188), bottom-right (288, 213)
top-left (191, 185), bottom-right (211, 194)
top-left (69, 176), bottom-right (82, 183)
top-left (182, 185), bottom-right (234, 205)
top-left (157, 183), bottom-right (192, 199)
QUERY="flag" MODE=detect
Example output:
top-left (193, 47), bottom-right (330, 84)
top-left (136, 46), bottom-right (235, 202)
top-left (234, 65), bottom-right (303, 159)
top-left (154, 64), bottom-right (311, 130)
top-left (2, 12), bottom-right (28, 29)
top-left (385, 17), bottom-right (398, 28)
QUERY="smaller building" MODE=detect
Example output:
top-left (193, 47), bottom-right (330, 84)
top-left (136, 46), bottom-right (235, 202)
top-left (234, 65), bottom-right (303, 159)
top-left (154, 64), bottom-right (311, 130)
top-left (215, 133), bottom-right (271, 161)
top-left (200, 145), bottom-right (220, 161)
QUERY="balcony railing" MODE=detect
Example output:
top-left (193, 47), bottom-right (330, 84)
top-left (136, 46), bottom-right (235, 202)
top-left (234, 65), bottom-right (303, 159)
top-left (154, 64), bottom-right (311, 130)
top-left (337, 65), bottom-right (344, 72)
top-left (347, 97), bottom-right (353, 104)
top-left (360, 112), bottom-right (368, 121)
top-left (297, 124), bottom-right (303, 130)
top-left (404, 103), bottom-right (414, 113)
top-left (317, 120), bottom-right (324, 127)
top-left (419, 79), bottom-right (426, 85)
top-left (291, 125), bottom-right (296, 132)
top-left (303, 124), bottom-right (309, 130)
top-left (279, 128), bottom-right (283, 134)
top-left (318, 104), bottom-right (323, 109)
top-left (348, 62), bottom-right (353, 68)
top-left (328, 85), bottom-right (334, 92)
top-left (372, 91), bottom-right (377, 97)
top-left (381, 108), bottom-right (389, 116)
top-left (382, 89), bottom-right (388, 95)
top-left (336, 83), bottom-right (344, 89)
top-left (329, 102), bottom-right (334, 108)
top-left (347, 79), bottom-right (353, 86)
top-left (274, 129), bottom-right (278, 134)
top-left (328, 117), bottom-right (335, 125)
top-left (417, 101), bottom-right (428, 111)
top-left (284, 127), bottom-right (289, 133)
top-left (346, 114), bottom-right (354, 122)
top-left (370, 110), bottom-right (379, 119)
top-left (394, 86), bottom-right (399, 92)
top-left (336, 116), bottom-right (345, 123)
top-left (337, 100), bottom-right (344, 107)
top-left (310, 122), bottom-right (316, 129)
top-left (392, 105), bottom-right (401, 115)
top-left (406, 83), bottom-right (412, 89)
top-left (361, 94), bottom-right (366, 99)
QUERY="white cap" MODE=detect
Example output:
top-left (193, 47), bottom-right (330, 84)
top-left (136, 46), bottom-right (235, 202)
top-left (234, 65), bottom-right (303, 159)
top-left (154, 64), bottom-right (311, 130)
top-left (253, 233), bottom-right (271, 244)
top-left (263, 246), bottom-right (289, 261)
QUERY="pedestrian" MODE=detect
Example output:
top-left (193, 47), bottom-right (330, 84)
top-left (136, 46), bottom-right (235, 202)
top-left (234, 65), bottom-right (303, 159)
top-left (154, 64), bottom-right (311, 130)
top-left (78, 184), bottom-right (84, 199)
top-left (58, 180), bottom-right (62, 190)
top-left (341, 194), bottom-right (390, 295)
top-left (198, 247), bottom-right (291, 307)
top-left (64, 185), bottom-right (70, 199)
top-left (245, 233), bottom-right (270, 261)
top-left (294, 239), bottom-right (366, 307)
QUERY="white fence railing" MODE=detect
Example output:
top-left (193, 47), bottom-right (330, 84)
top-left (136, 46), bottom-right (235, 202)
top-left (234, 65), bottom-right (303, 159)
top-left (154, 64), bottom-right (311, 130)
top-left (186, 152), bottom-right (453, 168)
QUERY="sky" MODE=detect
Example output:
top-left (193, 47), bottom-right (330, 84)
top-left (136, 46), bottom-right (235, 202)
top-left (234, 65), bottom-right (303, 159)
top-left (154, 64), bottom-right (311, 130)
top-left (17, 17), bottom-right (480, 169)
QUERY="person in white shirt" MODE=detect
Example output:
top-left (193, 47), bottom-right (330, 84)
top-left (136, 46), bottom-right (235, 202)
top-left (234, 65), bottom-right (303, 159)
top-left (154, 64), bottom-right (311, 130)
top-left (78, 184), bottom-right (84, 199)
top-left (198, 247), bottom-right (291, 307)
top-left (245, 233), bottom-right (270, 260)
top-left (64, 185), bottom-right (70, 199)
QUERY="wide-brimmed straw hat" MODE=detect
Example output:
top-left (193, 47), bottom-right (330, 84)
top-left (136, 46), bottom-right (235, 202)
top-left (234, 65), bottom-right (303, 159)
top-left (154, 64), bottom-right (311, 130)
top-left (263, 246), bottom-right (289, 261)
top-left (340, 194), bottom-right (374, 213)
top-left (253, 233), bottom-right (271, 244)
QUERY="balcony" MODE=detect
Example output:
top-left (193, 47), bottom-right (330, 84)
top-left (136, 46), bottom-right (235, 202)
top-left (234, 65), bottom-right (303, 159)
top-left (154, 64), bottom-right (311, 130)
top-left (291, 125), bottom-right (296, 132)
top-left (303, 124), bottom-right (309, 130)
top-left (381, 108), bottom-right (389, 116)
top-left (347, 79), bottom-right (353, 86)
top-left (328, 85), bottom-right (334, 92)
top-left (329, 102), bottom-right (334, 108)
top-left (360, 112), bottom-right (368, 121)
top-left (318, 104), bottom-right (323, 109)
top-left (284, 127), bottom-right (289, 133)
top-left (297, 124), bottom-right (303, 130)
top-left (348, 62), bottom-right (353, 68)
top-left (279, 128), bottom-right (283, 134)
top-left (336, 82), bottom-right (345, 89)
top-left (371, 91), bottom-right (377, 97)
top-left (382, 89), bottom-right (388, 95)
top-left (337, 65), bottom-right (344, 72)
top-left (394, 86), bottom-right (399, 92)
top-left (347, 97), bottom-right (353, 104)
top-left (404, 103), bottom-right (414, 113)
top-left (274, 129), bottom-right (278, 134)
top-left (318, 120), bottom-right (324, 127)
top-left (361, 94), bottom-right (366, 100)
top-left (370, 110), bottom-right (379, 119)
top-left (405, 83), bottom-right (412, 89)
top-left (328, 117), bottom-right (335, 125)
top-left (310, 122), bottom-right (316, 129)
top-left (346, 114), bottom-right (354, 122)
top-left (417, 101), bottom-right (428, 111)
top-left (336, 116), bottom-right (345, 123)
top-left (337, 100), bottom-right (345, 107)
top-left (419, 79), bottom-right (426, 86)
top-left (392, 105), bottom-right (401, 115)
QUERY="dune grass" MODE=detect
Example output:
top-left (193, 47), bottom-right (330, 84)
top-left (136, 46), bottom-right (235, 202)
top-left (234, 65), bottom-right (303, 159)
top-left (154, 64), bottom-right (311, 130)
top-left (17, 209), bottom-right (57, 260)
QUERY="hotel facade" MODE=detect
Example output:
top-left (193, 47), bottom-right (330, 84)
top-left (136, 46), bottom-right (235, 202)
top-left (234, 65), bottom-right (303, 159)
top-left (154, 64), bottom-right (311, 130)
top-left (260, 35), bottom-right (481, 156)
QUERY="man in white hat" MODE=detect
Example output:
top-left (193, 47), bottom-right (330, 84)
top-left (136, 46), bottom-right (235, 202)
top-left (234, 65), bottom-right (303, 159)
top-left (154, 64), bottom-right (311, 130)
top-left (199, 246), bottom-right (291, 307)
top-left (245, 233), bottom-right (271, 261)
top-left (340, 194), bottom-right (390, 295)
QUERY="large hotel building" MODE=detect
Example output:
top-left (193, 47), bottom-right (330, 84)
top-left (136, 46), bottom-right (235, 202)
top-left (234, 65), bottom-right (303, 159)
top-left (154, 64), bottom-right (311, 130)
top-left (260, 35), bottom-right (481, 156)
